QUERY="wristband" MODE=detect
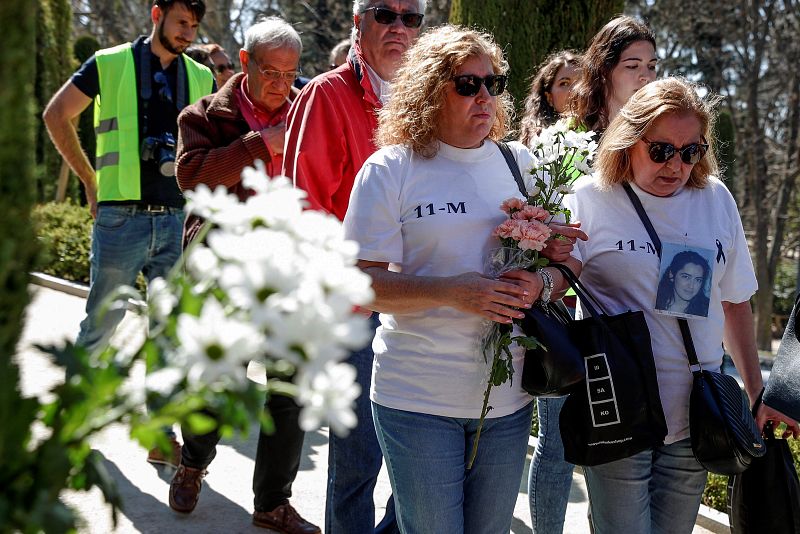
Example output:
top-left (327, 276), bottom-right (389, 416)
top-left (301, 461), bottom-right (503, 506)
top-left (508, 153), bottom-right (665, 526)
top-left (539, 268), bottom-right (554, 304)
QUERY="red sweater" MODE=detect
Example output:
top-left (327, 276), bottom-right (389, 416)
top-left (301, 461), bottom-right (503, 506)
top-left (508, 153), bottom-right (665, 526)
top-left (283, 45), bottom-right (381, 221)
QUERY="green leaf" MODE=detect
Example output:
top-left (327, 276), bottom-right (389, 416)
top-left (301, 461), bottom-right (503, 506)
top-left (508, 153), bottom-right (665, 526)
top-left (512, 335), bottom-right (545, 351)
top-left (186, 413), bottom-right (217, 435)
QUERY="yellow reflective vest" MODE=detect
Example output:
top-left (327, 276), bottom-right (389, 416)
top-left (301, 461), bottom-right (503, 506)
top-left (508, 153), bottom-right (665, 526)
top-left (93, 42), bottom-right (213, 201)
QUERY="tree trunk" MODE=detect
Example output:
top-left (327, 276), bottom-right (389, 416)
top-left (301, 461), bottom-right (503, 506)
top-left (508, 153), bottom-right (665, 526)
top-left (449, 0), bottom-right (624, 115)
top-left (0, 0), bottom-right (38, 455)
top-left (742, 1), bottom-right (777, 350)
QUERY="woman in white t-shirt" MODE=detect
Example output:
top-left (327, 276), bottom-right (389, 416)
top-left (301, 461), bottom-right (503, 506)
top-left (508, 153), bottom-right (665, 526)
top-left (342, 25), bottom-right (584, 533)
top-left (563, 77), bottom-right (799, 534)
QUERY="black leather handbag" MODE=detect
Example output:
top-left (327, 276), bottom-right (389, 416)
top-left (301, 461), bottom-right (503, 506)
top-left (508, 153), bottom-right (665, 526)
top-left (687, 354), bottom-right (766, 474)
top-left (496, 141), bottom-right (587, 398)
top-left (728, 422), bottom-right (800, 534)
top-left (623, 183), bottom-right (766, 475)
top-left (764, 293), bottom-right (800, 422)
top-left (520, 300), bottom-right (586, 397)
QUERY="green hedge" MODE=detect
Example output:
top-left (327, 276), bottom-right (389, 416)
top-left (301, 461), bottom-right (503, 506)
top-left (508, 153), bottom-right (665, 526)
top-left (32, 201), bottom-right (92, 284)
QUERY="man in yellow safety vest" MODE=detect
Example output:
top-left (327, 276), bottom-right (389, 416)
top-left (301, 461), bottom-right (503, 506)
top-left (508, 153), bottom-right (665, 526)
top-left (43, 0), bottom-right (214, 467)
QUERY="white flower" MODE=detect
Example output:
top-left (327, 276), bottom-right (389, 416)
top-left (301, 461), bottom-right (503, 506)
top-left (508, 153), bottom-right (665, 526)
top-left (557, 184), bottom-right (574, 195)
top-left (573, 158), bottom-right (593, 176)
top-left (184, 183), bottom-right (239, 219)
top-left (296, 362), bottom-right (361, 436)
top-left (175, 298), bottom-right (266, 389)
top-left (240, 160), bottom-right (271, 194)
top-left (147, 277), bottom-right (177, 322)
top-left (186, 245), bottom-right (220, 283)
top-left (146, 367), bottom-right (183, 395)
top-left (523, 175), bottom-right (541, 198)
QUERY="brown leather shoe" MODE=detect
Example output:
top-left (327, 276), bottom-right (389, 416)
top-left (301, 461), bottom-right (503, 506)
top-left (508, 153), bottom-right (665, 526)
top-left (147, 436), bottom-right (181, 468)
top-left (168, 464), bottom-right (206, 514)
top-left (252, 502), bottom-right (321, 534)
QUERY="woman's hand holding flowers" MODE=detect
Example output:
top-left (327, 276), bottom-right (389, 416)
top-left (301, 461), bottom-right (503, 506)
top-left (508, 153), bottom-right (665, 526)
top-left (500, 269), bottom-right (544, 307)
top-left (541, 222), bottom-right (588, 263)
top-left (445, 271), bottom-right (533, 324)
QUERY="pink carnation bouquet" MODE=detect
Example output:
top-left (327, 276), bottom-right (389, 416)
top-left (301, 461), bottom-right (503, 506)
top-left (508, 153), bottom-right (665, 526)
top-left (469, 120), bottom-right (597, 468)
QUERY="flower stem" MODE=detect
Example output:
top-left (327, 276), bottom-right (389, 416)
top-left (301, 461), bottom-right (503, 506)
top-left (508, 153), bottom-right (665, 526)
top-left (467, 368), bottom-right (495, 469)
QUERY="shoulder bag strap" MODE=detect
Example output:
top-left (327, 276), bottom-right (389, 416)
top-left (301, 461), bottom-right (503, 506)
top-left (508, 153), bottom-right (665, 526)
top-left (621, 183), bottom-right (702, 369)
top-left (496, 141), bottom-right (528, 197)
top-left (549, 263), bottom-right (606, 317)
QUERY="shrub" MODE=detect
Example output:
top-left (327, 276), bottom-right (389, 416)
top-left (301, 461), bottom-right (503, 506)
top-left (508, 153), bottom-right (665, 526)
top-left (32, 200), bottom-right (92, 284)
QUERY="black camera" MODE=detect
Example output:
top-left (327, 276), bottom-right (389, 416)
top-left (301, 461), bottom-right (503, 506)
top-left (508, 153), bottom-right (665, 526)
top-left (141, 133), bottom-right (176, 177)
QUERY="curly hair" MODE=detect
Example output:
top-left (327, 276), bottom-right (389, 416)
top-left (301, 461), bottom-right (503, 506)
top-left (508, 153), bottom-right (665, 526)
top-left (569, 15), bottom-right (655, 133)
top-left (519, 50), bottom-right (581, 146)
top-left (595, 77), bottom-right (720, 190)
top-left (376, 25), bottom-right (513, 158)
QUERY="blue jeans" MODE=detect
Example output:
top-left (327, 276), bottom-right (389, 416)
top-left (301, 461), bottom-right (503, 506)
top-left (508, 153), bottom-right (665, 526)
top-left (372, 400), bottom-right (534, 534)
top-left (76, 205), bottom-right (184, 352)
top-left (584, 438), bottom-right (707, 534)
top-left (528, 395), bottom-right (574, 534)
top-left (326, 314), bottom-right (397, 534)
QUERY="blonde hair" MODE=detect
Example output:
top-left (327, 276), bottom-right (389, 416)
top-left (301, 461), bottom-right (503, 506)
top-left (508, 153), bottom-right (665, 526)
top-left (377, 25), bottom-right (513, 158)
top-left (596, 77), bottom-right (720, 189)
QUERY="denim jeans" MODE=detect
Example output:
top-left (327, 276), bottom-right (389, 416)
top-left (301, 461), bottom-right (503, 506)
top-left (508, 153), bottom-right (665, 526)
top-left (326, 314), bottom-right (397, 534)
top-left (584, 438), bottom-right (707, 534)
top-left (181, 390), bottom-right (304, 512)
top-left (372, 400), bottom-right (534, 534)
top-left (76, 204), bottom-right (184, 352)
top-left (528, 395), bottom-right (574, 534)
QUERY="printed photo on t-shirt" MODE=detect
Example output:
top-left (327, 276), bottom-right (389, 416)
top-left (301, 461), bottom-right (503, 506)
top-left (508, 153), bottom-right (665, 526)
top-left (654, 243), bottom-right (715, 319)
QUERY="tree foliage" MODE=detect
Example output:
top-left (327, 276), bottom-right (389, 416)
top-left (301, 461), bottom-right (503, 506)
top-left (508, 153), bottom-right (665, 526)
top-left (449, 0), bottom-right (624, 116)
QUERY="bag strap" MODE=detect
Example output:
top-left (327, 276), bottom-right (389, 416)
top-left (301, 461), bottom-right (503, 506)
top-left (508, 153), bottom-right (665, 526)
top-left (498, 142), bottom-right (610, 318)
top-left (496, 141), bottom-right (528, 197)
top-left (549, 263), bottom-right (607, 317)
top-left (621, 183), bottom-right (702, 370)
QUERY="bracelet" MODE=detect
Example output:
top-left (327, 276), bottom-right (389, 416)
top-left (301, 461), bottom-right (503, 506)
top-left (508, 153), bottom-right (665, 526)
top-left (539, 268), bottom-right (554, 304)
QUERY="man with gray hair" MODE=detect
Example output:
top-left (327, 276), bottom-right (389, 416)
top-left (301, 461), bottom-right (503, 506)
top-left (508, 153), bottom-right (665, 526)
top-left (283, 2), bottom-right (425, 533)
top-left (171, 16), bottom-right (319, 534)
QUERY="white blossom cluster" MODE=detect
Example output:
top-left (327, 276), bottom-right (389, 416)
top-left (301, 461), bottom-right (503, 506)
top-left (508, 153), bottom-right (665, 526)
top-left (525, 119), bottom-right (598, 216)
top-left (146, 164), bottom-right (374, 436)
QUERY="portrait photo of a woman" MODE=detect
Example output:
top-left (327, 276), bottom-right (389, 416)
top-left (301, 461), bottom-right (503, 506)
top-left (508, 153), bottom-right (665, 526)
top-left (656, 249), bottom-right (712, 318)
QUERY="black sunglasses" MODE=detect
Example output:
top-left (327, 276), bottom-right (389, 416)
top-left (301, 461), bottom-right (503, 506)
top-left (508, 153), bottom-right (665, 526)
top-left (214, 62), bottom-right (235, 74)
top-left (642, 137), bottom-right (709, 165)
top-left (452, 74), bottom-right (507, 97)
top-left (362, 6), bottom-right (424, 28)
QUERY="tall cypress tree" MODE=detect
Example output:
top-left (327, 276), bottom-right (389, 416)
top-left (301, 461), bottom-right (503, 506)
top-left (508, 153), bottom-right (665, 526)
top-left (450, 1), bottom-right (624, 118)
top-left (0, 0), bottom-right (40, 474)
top-left (35, 0), bottom-right (60, 200)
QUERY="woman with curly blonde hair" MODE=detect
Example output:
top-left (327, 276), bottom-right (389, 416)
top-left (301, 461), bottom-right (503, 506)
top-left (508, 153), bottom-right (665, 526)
top-left (343, 25), bottom-right (584, 533)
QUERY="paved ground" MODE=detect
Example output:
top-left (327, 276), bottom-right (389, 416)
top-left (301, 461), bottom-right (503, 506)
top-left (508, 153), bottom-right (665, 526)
top-left (15, 284), bottom-right (723, 533)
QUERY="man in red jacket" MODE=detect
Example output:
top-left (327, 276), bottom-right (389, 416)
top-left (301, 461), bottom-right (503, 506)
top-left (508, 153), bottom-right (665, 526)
top-left (283, 2), bottom-right (426, 533)
top-left (173, 16), bottom-right (319, 534)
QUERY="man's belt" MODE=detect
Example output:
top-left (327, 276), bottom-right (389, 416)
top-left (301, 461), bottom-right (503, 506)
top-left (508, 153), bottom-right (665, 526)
top-left (104, 202), bottom-right (177, 213)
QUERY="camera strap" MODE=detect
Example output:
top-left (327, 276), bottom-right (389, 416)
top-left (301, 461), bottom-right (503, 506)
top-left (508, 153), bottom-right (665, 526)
top-left (139, 38), bottom-right (187, 137)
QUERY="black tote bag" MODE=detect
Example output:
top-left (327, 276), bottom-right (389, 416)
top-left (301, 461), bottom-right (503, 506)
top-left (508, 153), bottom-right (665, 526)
top-left (553, 265), bottom-right (668, 466)
top-left (764, 293), bottom-right (800, 422)
top-left (728, 425), bottom-right (800, 534)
